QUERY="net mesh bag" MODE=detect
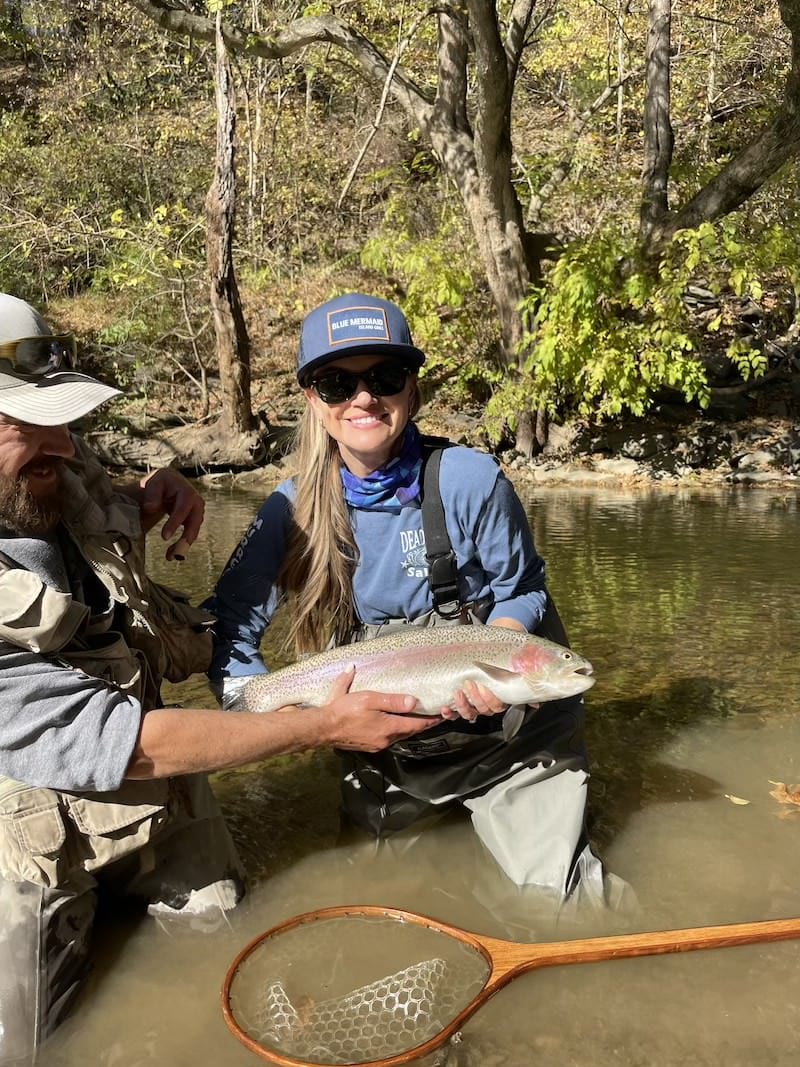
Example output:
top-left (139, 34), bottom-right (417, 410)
top-left (240, 956), bottom-right (480, 1064)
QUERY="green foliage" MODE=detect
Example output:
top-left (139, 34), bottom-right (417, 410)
top-left (485, 217), bottom-right (797, 435)
top-left (362, 192), bottom-right (501, 401)
top-left (84, 202), bottom-right (210, 406)
top-left (0, 15), bottom-right (211, 298)
top-left (361, 194), bottom-right (475, 365)
top-left (92, 203), bottom-right (204, 293)
top-left (96, 317), bottom-right (150, 347)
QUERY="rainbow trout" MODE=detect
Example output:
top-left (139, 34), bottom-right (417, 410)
top-left (234, 628), bottom-right (594, 738)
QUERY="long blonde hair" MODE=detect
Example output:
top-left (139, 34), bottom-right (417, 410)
top-left (279, 379), bottom-right (420, 654)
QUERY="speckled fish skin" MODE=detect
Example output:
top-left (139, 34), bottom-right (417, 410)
top-left (234, 627), bottom-right (594, 715)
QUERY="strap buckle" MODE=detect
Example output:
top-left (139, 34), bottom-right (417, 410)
top-left (427, 550), bottom-right (462, 619)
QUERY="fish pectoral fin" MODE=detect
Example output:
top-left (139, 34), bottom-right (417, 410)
top-left (502, 704), bottom-right (528, 742)
top-left (473, 661), bottom-right (518, 684)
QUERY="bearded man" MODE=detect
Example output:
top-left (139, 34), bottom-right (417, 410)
top-left (0, 293), bottom-right (429, 1065)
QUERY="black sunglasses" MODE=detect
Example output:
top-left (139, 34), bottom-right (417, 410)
top-left (0, 334), bottom-right (77, 377)
top-left (309, 362), bottom-right (411, 404)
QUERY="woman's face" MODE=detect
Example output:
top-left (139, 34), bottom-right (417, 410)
top-left (303, 354), bottom-right (417, 476)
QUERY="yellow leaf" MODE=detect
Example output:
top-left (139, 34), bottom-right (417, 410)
top-left (768, 781), bottom-right (800, 806)
top-left (724, 794), bottom-right (750, 806)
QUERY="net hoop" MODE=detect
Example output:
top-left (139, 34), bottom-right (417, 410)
top-left (221, 904), bottom-right (492, 1067)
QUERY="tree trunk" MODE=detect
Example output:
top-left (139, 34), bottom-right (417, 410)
top-left (640, 0), bottom-right (674, 243)
top-left (206, 14), bottom-right (253, 434)
top-left (464, 0), bottom-right (539, 363)
top-left (447, 0), bottom-right (546, 457)
top-left (451, 155), bottom-right (547, 456)
top-left (460, 184), bottom-right (534, 356)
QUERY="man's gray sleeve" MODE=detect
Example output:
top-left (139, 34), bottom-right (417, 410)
top-left (0, 642), bottom-right (143, 792)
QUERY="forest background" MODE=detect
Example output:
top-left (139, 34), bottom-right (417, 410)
top-left (2, 0), bottom-right (800, 476)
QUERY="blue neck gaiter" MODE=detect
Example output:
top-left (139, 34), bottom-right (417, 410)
top-left (341, 423), bottom-right (423, 510)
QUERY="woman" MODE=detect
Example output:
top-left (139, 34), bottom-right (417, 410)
top-left (208, 293), bottom-right (607, 901)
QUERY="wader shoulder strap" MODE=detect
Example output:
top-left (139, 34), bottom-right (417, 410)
top-left (419, 437), bottom-right (461, 619)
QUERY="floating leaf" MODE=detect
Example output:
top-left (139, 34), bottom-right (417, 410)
top-left (768, 781), bottom-right (800, 806)
top-left (724, 794), bottom-right (750, 806)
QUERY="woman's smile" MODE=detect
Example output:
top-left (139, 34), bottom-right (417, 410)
top-left (346, 412), bottom-right (388, 428)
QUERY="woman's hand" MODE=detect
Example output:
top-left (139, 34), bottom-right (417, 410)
top-left (439, 617), bottom-right (528, 722)
top-left (440, 679), bottom-right (506, 722)
top-left (320, 667), bottom-right (437, 751)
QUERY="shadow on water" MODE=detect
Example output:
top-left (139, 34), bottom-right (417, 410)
top-left (585, 673), bottom-right (741, 853)
top-left (212, 750), bottom-right (344, 883)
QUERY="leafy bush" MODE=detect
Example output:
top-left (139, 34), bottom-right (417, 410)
top-left (361, 194), bottom-right (503, 402)
top-left (485, 217), bottom-right (797, 437)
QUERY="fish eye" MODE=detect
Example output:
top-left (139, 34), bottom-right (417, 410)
top-left (561, 651), bottom-right (573, 661)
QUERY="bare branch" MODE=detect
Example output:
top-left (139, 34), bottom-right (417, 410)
top-left (338, 8), bottom-right (430, 208)
top-left (125, 0), bottom-right (434, 131)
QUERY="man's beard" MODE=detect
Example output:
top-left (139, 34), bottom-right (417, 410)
top-left (0, 469), bottom-right (65, 535)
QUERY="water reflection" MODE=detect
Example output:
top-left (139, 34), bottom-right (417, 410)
top-left (44, 483), bottom-right (800, 1067)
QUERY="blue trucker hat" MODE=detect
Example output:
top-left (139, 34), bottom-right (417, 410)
top-left (297, 293), bottom-right (426, 384)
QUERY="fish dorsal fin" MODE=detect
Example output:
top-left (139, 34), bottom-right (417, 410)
top-left (474, 661), bottom-right (517, 684)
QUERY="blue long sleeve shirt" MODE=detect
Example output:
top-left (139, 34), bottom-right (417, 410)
top-left (208, 445), bottom-right (547, 684)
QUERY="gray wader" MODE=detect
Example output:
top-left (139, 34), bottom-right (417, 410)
top-left (0, 440), bottom-right (244, 1065)
top-left (338, 440), bottom-right (607, 900)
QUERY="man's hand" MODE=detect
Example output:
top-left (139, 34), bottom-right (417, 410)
top-left (319, 667), bottom-right (437, 751)
top-left (133, 469), bottom-right (205, 560)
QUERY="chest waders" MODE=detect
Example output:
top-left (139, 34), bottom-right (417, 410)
top-left (338, 439), bottom-right (591, 847)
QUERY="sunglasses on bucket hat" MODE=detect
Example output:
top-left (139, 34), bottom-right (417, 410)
top-left (308, 362), bottom-right (411, 405)
top-left (0, 334), bottom-right (77, 378)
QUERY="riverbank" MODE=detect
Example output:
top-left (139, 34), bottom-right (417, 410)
top-left (81, 281), bottom-right (800, 493)
top-left (83, 334), bottom-right (800, 492)
top-left (496, 413), bottom-right (800, 489)
top-left (192, 408), bottom-right (800, 494)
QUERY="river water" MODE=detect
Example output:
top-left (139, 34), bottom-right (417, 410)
top-left (44, 482), bottom-right (800, 1067)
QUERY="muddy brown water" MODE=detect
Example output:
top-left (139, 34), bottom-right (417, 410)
top-left (42, 483), bottom-right (800, 1067)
